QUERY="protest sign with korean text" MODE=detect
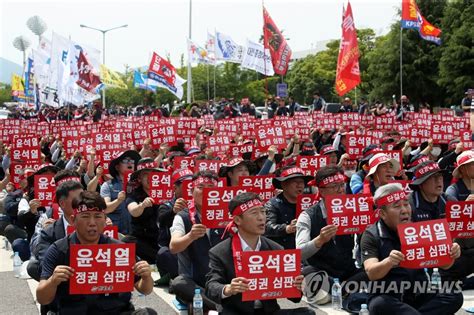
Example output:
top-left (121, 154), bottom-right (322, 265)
top-left (446, 201), bottom-right (474, 238)
top-left (69, 243), bottom-right (135, 294)
top-left (237, 249), bottom-right (301, 301)
top-left (325, 194), bottom-right (374, 235)
top-left (296, 194), bottom-right (320, 218)
top-left (34, 174), bottom-right (56, 207)
top-left (398, 219), bottom-right (453, 269)
top-left (296, 156), bottom-right (329, 177)
top-left (148, 171), bottom-right (173, 204)
top-left (239, 175), bottom-right (275, 203)
top-left (201, 187), bottom-right (248, 228)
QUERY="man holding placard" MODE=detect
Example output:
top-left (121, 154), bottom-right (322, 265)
top-left (361, 183), bottom-right (463, 315)
top-left (206, 192), bottom-right (312, 314)
top-left (36, 191), bottom-right (154, 314)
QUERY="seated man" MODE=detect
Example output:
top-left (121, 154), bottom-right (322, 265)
top-left (296, 166), bottom-right (367, 305)
top-left (28, 178), bottom-right (83, 281)
top-left (169, 170), bottom-right (223, 311)
top-left (206, 192), bottom-right (312, 314)
top-left (36, 191), bottom-right (154, 315)
top-left (265, 166), bottom-right (312, 249)
top-left (361, 183), bottom-right (463, 315)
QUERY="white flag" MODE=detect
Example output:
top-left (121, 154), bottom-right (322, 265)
top-left (187, 39), bottom-right (209, 64)
top-left (206, 32), bottom-right (216, 64)
top-left (241, 40), bottom-right (275, 76)
top-left (215, 31), bottom-right (244, 64)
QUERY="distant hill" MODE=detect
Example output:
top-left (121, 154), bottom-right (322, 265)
top-left (0, 58), bottom-right (23, 84)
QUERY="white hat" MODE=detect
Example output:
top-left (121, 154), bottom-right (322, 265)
top-left (453, 150), bottom-right (474, 178)
top-left (367, 153), bottom-right (401, 177)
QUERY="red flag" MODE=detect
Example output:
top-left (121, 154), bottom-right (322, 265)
top-left (401, 0), bottom-right (441, 45)
top-left (76, 51), bottom-right (102, 92)
top-left (335, 1), bottom-right (361, 96)
top-left (263, 7), bottom-right (292, 75)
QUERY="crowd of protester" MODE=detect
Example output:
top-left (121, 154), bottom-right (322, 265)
top-left (0, 89), bottom-right (473, 315)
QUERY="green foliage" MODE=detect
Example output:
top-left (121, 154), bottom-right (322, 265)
top-left (0, 84), bottom-right (12, 105)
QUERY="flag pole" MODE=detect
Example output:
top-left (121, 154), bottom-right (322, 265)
top-left (400, 26), bottom-right (403, 98)
top-left (186, 0), bottom-right (192, 104)
top-left (207, 62), bottom-right (210, 101)
top-left (262, 0), bottom-right (269, 107)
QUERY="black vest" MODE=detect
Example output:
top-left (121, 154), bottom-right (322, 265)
top-left (177, 209), bottom-right (224, 287)
top-left (365, 221), bottom-right (427, 300)
top-left (306, 202), bottom-right (356, 279)
top-left (53, 233), bottom-right (133, 315)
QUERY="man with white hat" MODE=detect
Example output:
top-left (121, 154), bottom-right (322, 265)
top-left (446, 150), bottom-right (474, 201)
top-left (363, 153), bottom-right (400, 195)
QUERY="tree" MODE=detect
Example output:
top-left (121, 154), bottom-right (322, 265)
top-left (0, 84), bottom-right (12, 105)
top-left (439, 0), bottom-right (474, 104)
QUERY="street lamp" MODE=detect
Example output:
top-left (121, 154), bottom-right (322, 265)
top-left (79, 23), bottom-right (128, 108)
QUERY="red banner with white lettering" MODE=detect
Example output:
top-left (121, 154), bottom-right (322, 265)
top-left (256, 126), bottom-right (287, 150)
top-left (239, 175), bottom-right (275, 203)
top-left (296, 194), bottom-right (320, 218)
top-left (296, 156), bottom-right (329, 177)
top-left (237, 249), bottom-right (301, 301)
top-left (148, 171), bottom-right (173, 204)
top-left (201, 187), bottom-right (248, 228)
top-left (69, 243), bottom-right (135, 294)
top-left (325, 194), bottom-right (375, 235)
top-left (262, 7), bottom-right (292, 75)
top-left (193, 159), bottom-right (228, 174)
top-left (398, 219), bottom-right (453, 269)
top-left (34, 174), bottom-right (56, 207)
top-left (149, 125), bottom-right (177, 148)
top-left (445, 201), bottom-right (474, 238)
top-left (76, 51), bottom-right (102, 92)
top-left (335, 2), bottom-right (361, 96)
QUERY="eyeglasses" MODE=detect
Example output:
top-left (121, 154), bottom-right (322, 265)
top-left (120, 158), bottom-right (135, 164)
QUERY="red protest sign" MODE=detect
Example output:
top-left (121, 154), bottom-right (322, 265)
top-left (149, 125), bottom-right (177, 148)
top-left (237, 249), bottom-right (301, 301)
top-left (193, 159), bottom-right (228, 174)
top-left (446, 201), bottom-right (474, 238)
top-left (69, 243), bottom-right (135, 294)
top-left (256, 126), bottom-right (287, 150)
top-left (67, 226), bottom-right (119, 239)
top-left (11, 147), bottom-right (41, 163)
top-left (181, 179), bottom-right (193, 200)
top-left (398, 219), bottom-right (453, 269)
top-left (96, 149), bottom-right (122, 175)
top-left (325, 194), bottom-right (375, 235)
top-left (201, 187), bottom-right (248, 228)
top-left (431, 123), bottom-right (455, 144)
top-left (34, 174), bottom-right (56, 207)
top-left (239, 175), bottom-right (275, 203)
top-left (296, 194), bottom-right (320, 218)
top-left (173, 156), bottom-right (195, 170)
top-left (207, 136), bottom-right (231, 155)
top-left (345, 135), bottom-right (374, 159)
top-left (148, 171), bottom-right (173, 204)
top-left (296, 156), bottom-right (329, 177)
top-left (229, 143), bottom-right (254, 159)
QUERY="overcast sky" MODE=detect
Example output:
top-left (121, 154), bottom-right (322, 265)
top-left (1, 0), bottom-right (400, 72)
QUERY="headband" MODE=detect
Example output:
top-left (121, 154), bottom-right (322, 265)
top-left (280, 167), bottom-right (305, 178)
top-left (193, 176), bottom-right (218, 187)
top-left (137, 161), bottom-right (157, 170)
top-left (73, 204), bottom-right (104, 215)
top-left (318, 174), bottom-right (346, 187)
top-left (415, 163), bottom-right (440, 179)
top-left (55, 176), bottom-right (81, 186)
top-left (223, 198), bottom-right (264, 239)
top-left (375, 190), bottom-right (407, 208)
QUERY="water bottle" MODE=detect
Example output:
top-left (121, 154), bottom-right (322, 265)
top-left (359, 303), bottom-right (369, 315)
top-left (331, 278), bottom-right (342, 310)
top-left (13, 252), bottom-right (22, 278)
top-left (193, 288), bottom-right (204, 315)
top-left (424, 268), bottom-right (431, 288)
top-left (431, 268), bottom-right (441, 291)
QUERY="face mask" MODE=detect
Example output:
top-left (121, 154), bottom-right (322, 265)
top-left (431, 147), bottom-right (442, 157)
top-left (344, 170), bottom-right (356, 178)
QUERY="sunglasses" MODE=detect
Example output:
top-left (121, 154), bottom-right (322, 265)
top-left (120, 158), bottom-right (135, 164)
